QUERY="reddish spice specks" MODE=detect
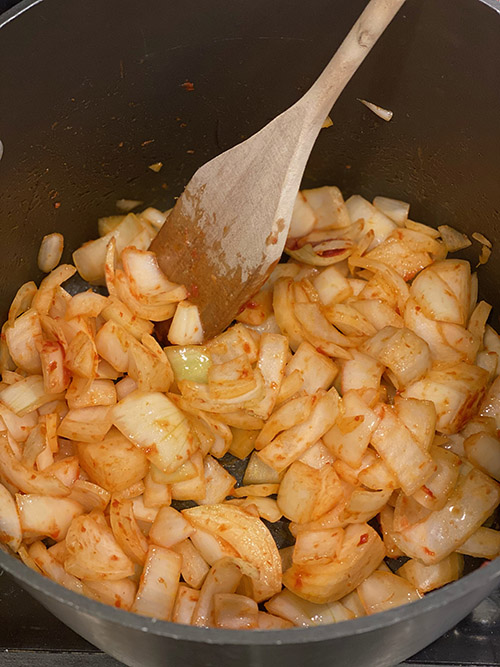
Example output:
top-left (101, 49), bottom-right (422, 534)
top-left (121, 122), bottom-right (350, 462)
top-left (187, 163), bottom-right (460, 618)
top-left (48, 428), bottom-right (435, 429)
top-left (48, 361), bottom-right (58, 372)
top-left (111, 555), bottom-right (119, 561)
top-left (422, 485), bottom-right (435, 499)
top-left (358, 533), bottom-right (369, 546)
top-left (181, 81), bottom-right (194, 91)
top-left (317, 248), bottom-right (345, 258)
top-left (293, 571), bottom-right (303, 589)
top-left (423, 547), bottom-right (435, 557)
top-left (189, 283), bottom-right (199, 298)
top-left (54, 202), bottom-right (61, 209)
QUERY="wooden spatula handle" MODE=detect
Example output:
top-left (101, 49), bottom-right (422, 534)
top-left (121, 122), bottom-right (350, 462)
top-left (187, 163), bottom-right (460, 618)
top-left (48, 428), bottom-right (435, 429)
top-left (301, 0), bottom-right (406, 125)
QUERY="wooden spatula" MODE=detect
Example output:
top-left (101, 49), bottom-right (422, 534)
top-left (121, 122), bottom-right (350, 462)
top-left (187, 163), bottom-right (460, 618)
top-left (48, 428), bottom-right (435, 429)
top-left (150, 0), bottom-right (406, 340)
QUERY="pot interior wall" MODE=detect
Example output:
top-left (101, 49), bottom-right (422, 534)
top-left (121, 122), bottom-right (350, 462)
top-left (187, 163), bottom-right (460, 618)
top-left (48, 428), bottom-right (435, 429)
top-left (0, 0), bottom-right (499, 322)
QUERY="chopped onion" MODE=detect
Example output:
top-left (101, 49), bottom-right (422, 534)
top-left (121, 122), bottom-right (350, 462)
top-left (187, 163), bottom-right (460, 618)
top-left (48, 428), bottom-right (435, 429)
top-left (184, 505), bottom-right (281, 602)
top-left (112, 391), bottom-right (195, 474)
top-left (472, 231), bottom-right (492, 248)
top-left (358, 98), bottom-right (393, 122)
top-left (131, 546), bottom-right (181, 620)
top-left (16, 494), bottom-right (83, 541)
top-left (165, 345), bottom-right (212, 384)
top-left (282, 523), bottom-right (385, 603)
top-left (121, 247), bottom-right (187, 305)
top-left (77, 429), bottom-right (148, 492)
top-left (38, 233), bottom-right (64, 273)
top-left (7, 281), bottom-right (37, 326)
top-left (5, 309), bottom-right (43, 374)
top-left (73, 214), bottom-right (143, 284)
top-left (373, 196), bottom-right (409, 225)
top-left (116, 199), bottom-right (143, 212)
top-left (0, 375), bottom-right (64, 416)
top-left (286, 241), bottom-right (353, 267)
top-left (140, 207), bottom-right (167, 229)
top-left (477, 244), bottom-right (492, 267)
top-left (168, 301), bottom-right (204, 345)
top-left (437, 225), bottom-right (471, 252)
top-left (65, 512), bottom-right (135, 580)
top-left (0, 481), bottom-right (22, 551)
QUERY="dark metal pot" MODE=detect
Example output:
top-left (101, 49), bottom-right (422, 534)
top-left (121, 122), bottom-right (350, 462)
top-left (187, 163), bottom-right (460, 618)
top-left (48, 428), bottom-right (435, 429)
top-left (0, 0), bottom-right (499, 665)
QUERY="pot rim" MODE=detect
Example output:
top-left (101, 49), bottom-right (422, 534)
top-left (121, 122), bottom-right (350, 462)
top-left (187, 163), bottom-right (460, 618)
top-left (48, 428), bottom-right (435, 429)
top-left (1, 541), bottom-right (499, 645)
top-left (0, 0), bottom-right (499, 648)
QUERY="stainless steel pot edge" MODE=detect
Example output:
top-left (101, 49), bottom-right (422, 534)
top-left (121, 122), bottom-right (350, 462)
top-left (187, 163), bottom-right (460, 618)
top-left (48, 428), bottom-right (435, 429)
top-left (0, 0), bottom-right (499, 650)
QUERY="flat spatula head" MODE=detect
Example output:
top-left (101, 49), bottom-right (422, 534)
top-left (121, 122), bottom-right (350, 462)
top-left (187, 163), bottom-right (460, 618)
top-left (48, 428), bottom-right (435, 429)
top-left (150, 126), bottom-right (300, 341)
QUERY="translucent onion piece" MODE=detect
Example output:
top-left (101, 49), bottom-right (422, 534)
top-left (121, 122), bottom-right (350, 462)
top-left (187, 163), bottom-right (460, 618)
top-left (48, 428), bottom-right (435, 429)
top-left (149, 507), bottom-right (194, 549)
top-left (111, 391), bottom-right (195, 474)
top-left (172, 584), bottom-right (200, 625)
top-left (116, 199), bottom-right (143, 212)
top-left (38, 233), bottom-right (64, 273)
top-left (110, 497), bottom-right (149, 564)
top-left (40, 341), bottom-right (70, 394)
top-left (168, 301), bottom-right (204, 345)
top-left (73, 214), bottom-right (143, 284)
top-left (398, 553), bottom-right (463, 594)
top-left (286, 240), bottom-right (353, 267)
top-left (65, 512), bottom-right (135, 580)
top-left (5, 309), bottom-right (43, 374)
top-left (65, 290), bottom-right (108, 320)
top-left (323, 390), bottom-right (379, 468)
top-left (191, 557), bottom-right (244, 627)
top-left (258, 389), bottom-right (340, 472)
top-left (403, 362), bottom-right (488, 435)
top-left (371, 405), bottom-right (436, 496)
top-left (478, 244), bottom-right (492, 267)
top-left (456, 526), bottom-right (500, 559)
top-left (77, 429), bottom-right (149, 492)
top-left (183, 505), bottom-right (281, 602)
top-left (57, 406), bottom-right (113, 443)
top-left (16, 494), bottom-right (83, 541)
top-left (121, 246), bottom-right (187, 305)
top-left (282, 523), bottom-right (385, 604)
top-left (301, 186), bottom-right (351, 231)
top-left (345, 195), bottom-right (396, 248)
top-left (7, 281), bottom-right (37, 326)
top-left (82, 578), bottom-right (137, 611)
top-left (31, 265), bottom-right (76, 316)
top-left (0, 433), bottom-right (69, 496)
top-left (357, 571), bottom-right (420, 614)
top-left (114, 269), bottom-right (177, 321)
top-left (277, 461), bottom-right (343, 524)
top-left (394, 467), bottom-right (500, 565)
top-left (373, 196), bottom-right (409, 225)
top-left (362, 326), bottom-right (431, 390)
top-left (472, 231), bottom-right (492, 248)
top-left (289, 192), bottom-right (316, 238)
top-left (100, 297), bottom-right (154, 340)
top-left (29, 541), bottom-right (83, 594)
top-left (0, 375), bottom-right (64, 416)
top-left (358, 99), bottom-right (393, 121)
top-left (438, 225), bottom-right (471, 252)
top-left (0, 481), bottom-right (22, 551)
top-left (198, 454), bottom-right (236, 505)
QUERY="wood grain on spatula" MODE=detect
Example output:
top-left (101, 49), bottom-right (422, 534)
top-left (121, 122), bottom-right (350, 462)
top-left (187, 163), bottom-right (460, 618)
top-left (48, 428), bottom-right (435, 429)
top-left (150, 0), bottom-right (406, 341)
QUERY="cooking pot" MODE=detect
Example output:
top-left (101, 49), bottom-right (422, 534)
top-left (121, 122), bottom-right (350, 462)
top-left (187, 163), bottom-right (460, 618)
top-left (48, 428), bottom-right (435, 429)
top-left (0, 0), bottom-right (499, 665)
